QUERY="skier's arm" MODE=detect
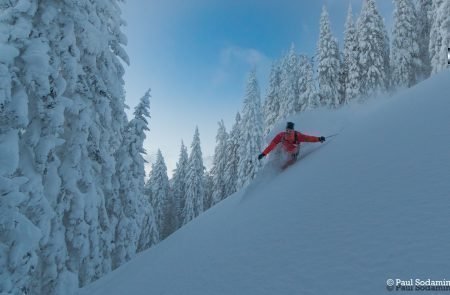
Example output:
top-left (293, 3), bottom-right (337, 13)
top-left (297, 132), bottom-right (321, 143)
top-left (261, 133), bottom-right (283, 155)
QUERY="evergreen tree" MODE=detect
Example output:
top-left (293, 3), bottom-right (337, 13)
top-left (0, 0), bottom-right (138, 292)
top-left (161, 162), bottom-right (176, 239)
top-left (211, 120), bottom-right (229, 206)
top-left (317, 6), bottom-right (341, 108)
top-left (146, 150), bottom-right (172, 239)
top-left (297, 55), bottom-right (309, 109)
top-left (299, 57), bottom-right (320, 110)
top-left (357, 0), bottom-right (390, 97)
top-left (263, 61), bottom-right (282, 135)
top-left (279, 45), bottom-right (300, 117)
top-left (237, 71), bottom-right (264, 189)
top-left (337, 54), bottom-right (347, 104)
top-left (343, 4), bottom-right (361, 103)
top-left (416, 0), bottom-right (433, 79)
top-left (391, 0), bottom-right (421, 88)
top-left (171, 141), bottom-right (189, 230)
top-left (112, 90), bottom-right (156, 267)
top-left (203, 170), bottom-right (214, 211)
top-left (0, 3), bottom-right (52, 292)
top-left (45, 27), bottom-right (85, 288)
top-left (429, 0), bottom-right (449, 73)
top-left (0, 0), bottom-right (79, 293)
top-left (0, 0), bottom-right (86, 293)
top-left (224, 112), bottom-right (241, 196)
top-left (54, 0), bottom-right (130, 287)
top-left (182, 127), bottom-right (205, 225)
top-left (137, 184), bottom-right (159, 251)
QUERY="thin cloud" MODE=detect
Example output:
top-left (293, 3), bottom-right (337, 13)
top-left (212, 45), bottom-right (271, 87)
top-left (220, 46), bottom-right (269, 67)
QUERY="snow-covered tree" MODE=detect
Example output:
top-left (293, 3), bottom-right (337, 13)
top-left (357, 0), bottom-right (390, 97)
top-left (125, 91), bottom-right (158, 251)
top-left (391, 0), bottom-right (421, 88)
top-left (343, 4), bottom-right (361, 103)
top-left (182, 127), bottom-right (205, 225)
top-left (85, 0), bottom-right (130, 281)
top-left (171, 141), bottom-right (189, 229)
top-left (429, 0), bottom-right (450, 73)
top-left (210, 120), bottom-right (229, 206)
top-left (137, 174), bottom-right (159, 251)
top-left (298, 56), bottom-right (320, 110)
top-left (263, 61), bottom-right (282, 135)
top-left (146, 150), bottom-right (172, 239)
top-left (0, 0), bottom-right (138, 292)
top-left (203, 170), bottom-right (214, 210)
top-left (237, 71), bottom-right (264, 189)
top-left (49, 0), bottom-right (128, 288)
top-left (52, 0), bottom-right (131, 287)
top-left (162, 175), bottom-right (177, 237)
top-left (0, 1), bottom-right (74, 293)
top-left (0, 8), bottom-right (52, 286)
top-left (416, 0), bottom-right (433, 79)
top-left (224, 112), bottom-right (241, 196)
top-left (112, 90), bottom-right (156, 267)
top-left (279, 45), bottom-right (300, 117)
top-left (317, 6), bottom-right (341, 108)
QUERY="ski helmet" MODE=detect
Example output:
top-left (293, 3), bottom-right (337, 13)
top-left (286, 122), bottom-right (294, 130)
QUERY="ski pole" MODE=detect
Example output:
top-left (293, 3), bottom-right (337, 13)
top-left (325, 133), bottom-right (339, 139)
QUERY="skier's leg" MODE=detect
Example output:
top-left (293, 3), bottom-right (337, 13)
top-left (281, 152), bottom-right (297, 170)
top-left (281, 145), bottom-right (301, 170)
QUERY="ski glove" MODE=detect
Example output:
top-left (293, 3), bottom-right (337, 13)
top-left (318, 136), bottom-right (325, 143)
top-left (258, 153), bottom-right (265, 160)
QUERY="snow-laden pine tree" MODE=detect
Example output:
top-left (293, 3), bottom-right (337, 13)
top-left (296, 54), bottom-right (309, 111)
top-left (203, 170), bottom-right (214, 211)
top-left (237, 71), bottom-right (264, 189)
top-left (343, 4), bottom-right (361, 103)
top-left (56, 0), bottom-right (131, 287)
top-left (298, 56), bottom-right (320, 110)
top-left (416, 0), bottom-right (433, 79)
top-left (171, 141), bottom-right (189, 230)
top-left (159, 156), bottom-right (176, 239)
top-left (84, 0), bottom-right (130, 281)
top-left (357, 0), bottom-right (390, 97)
top-left (0, 1), bottom-right (78, 293)
top-left (137, 181), bottom-right (159, 251)
top-left (337, 56), bottom-right (347, 105)
top-left (0, 3), bottom-right (53, 293)
top-left (182, 127), bottom-right (206, 225)
top-left (146, 150), bottom-right (172, 239)
top-left (429, 0), bottom-right (449, 73)
top-left (317, 6), bottom-right (341, 108)
top-left (263, 61), bottom-right (282, 135)
top-left (391, 0), bottom-right (421, 88)
top-left (48, 0), bottom-right (130, 287)
top-left (48, 0), bottom-right (130, 290)
top-left (112, 90), bottom-right (156, 267)
top-left (223, 112), bottom-right (241, 196)
top-left (211, 120), bottom-right (229, 206)
top-left (279, 45), bottom-right (300, 117)
top-left (1, 0), bottom-right (135, 292)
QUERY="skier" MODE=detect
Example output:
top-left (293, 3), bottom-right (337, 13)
top-left (258, 122), bottom-right (325, 168)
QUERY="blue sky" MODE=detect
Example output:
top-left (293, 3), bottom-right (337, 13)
top-left (121, 0), bottom-right (394, 176)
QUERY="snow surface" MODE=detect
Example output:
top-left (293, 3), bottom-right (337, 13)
top-left (79, 70), bottom-right (450, 295)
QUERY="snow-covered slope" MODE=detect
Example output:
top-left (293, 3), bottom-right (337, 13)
top-left (79, 71), bottom-right (450, 295)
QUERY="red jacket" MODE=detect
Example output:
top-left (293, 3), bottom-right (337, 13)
top-left (262, 131), bottom-right (320, 156)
